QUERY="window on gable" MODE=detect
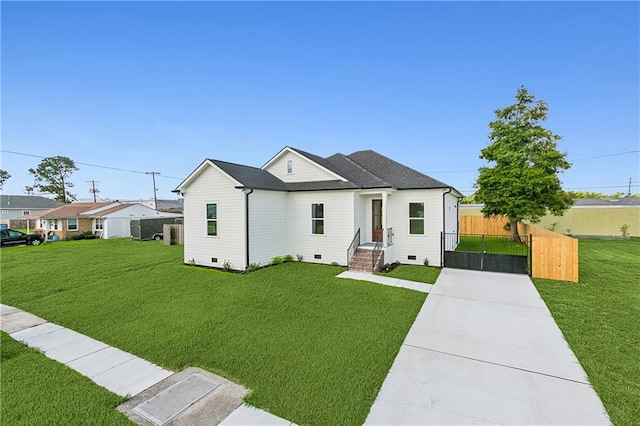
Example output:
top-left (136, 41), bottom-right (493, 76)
top-left (312, 203), bottom-right (324, 234)
top-left (22, 210), bottom-right (31, 216)
top-left (67, 218), bottom-right (78, 231)
top-left (206, 203), bottom-right (217, 236)
top-left (409, 202), bottom-right (425, 235)
top-left (286, 159), bottom-right (293, 174)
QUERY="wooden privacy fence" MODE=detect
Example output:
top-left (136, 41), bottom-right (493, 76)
top-left (460, 216), bottom-right (579, 282)
top-left (163, 224), bottom-right (184, 246)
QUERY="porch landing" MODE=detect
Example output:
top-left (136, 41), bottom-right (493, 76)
top-left (336, 271), bottom-right (432, 293)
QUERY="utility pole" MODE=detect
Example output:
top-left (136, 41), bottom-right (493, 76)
top-left (628, 177), bottom-right (632, 197)
top-left (146, 172), bottom-right (161, 210)
top-left (86, 180), bottom-right (100, 202)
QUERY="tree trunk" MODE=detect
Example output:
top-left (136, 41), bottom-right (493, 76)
top-left (509, 220), bottom-right (522, 243)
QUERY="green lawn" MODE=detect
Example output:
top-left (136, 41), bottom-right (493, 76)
top-left (534, 238), bottom-right (640, 426)
top-left (456, 234), bottom-right (529, 255)
top-left (0, 239), bottom-right (426, 425)
top-left (1, 332), bottom-right (130, 425)
top-left (376, 265), bottom-right (441, 284)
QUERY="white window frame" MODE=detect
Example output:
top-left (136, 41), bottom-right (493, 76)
top-left (206, 203), bottom-right (218, 237)
top-left (95, 218), bottom-right (104, 230)
top-left (286, 159), bottom-right (293, 174)
top-left (22, 210), bottom-right (31, 216)
top-left (408, 202), bottom-right (425, 235)
top-left (67, 218), bottom-right (78, 231)
top-left (50, 219), bottom-right (59, 230)
top-left (1, 210), bottom-right (8, 215)
top-left (311, 203), bottom-right (324, 235)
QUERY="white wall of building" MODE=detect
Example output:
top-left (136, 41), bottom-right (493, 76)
top-left (248, 190), bottom-right (288, 267)
top-left (385, 189), bottom-right (443, 266)
top-left (182, 166), bottom-right (246, 270)
top-left (286, 191), bottom-right (355, 265)
top-left (444, 191), bottom-right (459, 235)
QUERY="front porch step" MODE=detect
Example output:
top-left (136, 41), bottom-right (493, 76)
top-left (348, 247), bottom-right (384, 272)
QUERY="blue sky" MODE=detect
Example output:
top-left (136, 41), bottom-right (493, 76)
top-left (2, 1), bottom-right (638, 201)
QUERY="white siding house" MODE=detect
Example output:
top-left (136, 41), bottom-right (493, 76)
top-left (81, 203), bottom-right (182, 239)
top-left (176, 147), bottom-right (462, 271)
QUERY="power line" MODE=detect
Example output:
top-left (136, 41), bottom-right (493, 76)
top-left (1, 150), bottom-right (183, 180)
top-left (571, 150), bottom-right (639, 161)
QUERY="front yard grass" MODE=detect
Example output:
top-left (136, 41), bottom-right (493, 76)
top-left (1, 332), bottom-right (130, 425)
top-left (376, 264), bottom-right (441, 284)
top-left (534, 238), bottom-right (640, 426)
top-left (0, 239), bottom-right (426, 425)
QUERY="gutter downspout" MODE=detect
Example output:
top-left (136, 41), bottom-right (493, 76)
top-left (442, 188), bottom-right (452, 267)
top-left (245, 188), bottom-right (254, 270)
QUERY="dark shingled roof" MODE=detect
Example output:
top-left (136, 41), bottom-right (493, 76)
top-left (201, 148), bottom-right (455, 192)
top-left (346, 150), bottom-right (451, 189)
top-left (325, 153), bottom-right (392, 189)
top-left (210, 159), bottom-right (288, 191)
top-left (1, 195), bottom-right (64, 209)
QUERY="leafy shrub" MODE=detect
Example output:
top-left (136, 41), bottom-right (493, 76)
top-left (270, 256), bottom-right (283, 266)
top-left (247, 262), bottom-right (261, 272)
top-left (379, 262), bottom-right (401, 273)
top-left (188, 258), bottom-right (196, 266)
top-left (330, 261), bottom-right (339, 266)
top-left (620, 224), bottom-right (630, 237)
top-left (69, 231), bottom-right (97, 241)
top-left (296, 254), bottom-right (304, 262)
top-left (423, 258), bottom-right (430, 267)
top-left (222, 259), bottom-right (232, 272)
top-left (283, 254), bottom-right (294, 263)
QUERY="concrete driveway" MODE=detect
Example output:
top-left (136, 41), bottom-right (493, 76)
top-left (366, 268), bottom-right (610, 425)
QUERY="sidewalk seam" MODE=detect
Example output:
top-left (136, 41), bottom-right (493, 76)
top-left (404, 344), bottom-right (590, 385)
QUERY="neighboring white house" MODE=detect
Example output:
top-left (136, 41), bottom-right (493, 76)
top-left (80, 203), bottom-right (182, 239)
top-left (176, 147), bottom-right (462, 271)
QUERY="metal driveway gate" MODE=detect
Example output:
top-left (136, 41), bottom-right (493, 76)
top-left (442, 233), bottom-right (531, 275)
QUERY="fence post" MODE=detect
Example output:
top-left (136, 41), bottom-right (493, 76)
top-left (480, 234), bottom-right (485, 271)
top-left (529, 234), bottom-right (533, 276)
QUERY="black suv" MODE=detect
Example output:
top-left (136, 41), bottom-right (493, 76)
top-left (0, 229), bottom-right (45, 247)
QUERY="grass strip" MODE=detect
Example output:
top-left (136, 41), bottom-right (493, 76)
top-left (1, 332), bottom-right (130, 425)
top-left (376, 264), bottom-right (441, 284)
top-left (534, 238), bottom-right (640, 426)
top-left (0, 239), bottom-right (425, 425)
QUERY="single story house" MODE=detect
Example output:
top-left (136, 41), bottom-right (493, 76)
top-left (0, 195), bottom-right (64, 226)
top-left (461, 198), bottom-right (640, 237)
top-left (176, 146), bottom-right (462, 271)
top-left (31, 202), bottom-right (182, 240)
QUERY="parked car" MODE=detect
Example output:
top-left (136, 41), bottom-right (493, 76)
top-left (0, 229), bottom-right (45, 247)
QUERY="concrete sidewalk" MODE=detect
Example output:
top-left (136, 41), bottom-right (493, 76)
top-left (365, 268), bottom-right (611, 425)
top-left (336, 270), bottom-right (432, 293)
top-left (1, 304), bottom-right (292, 425)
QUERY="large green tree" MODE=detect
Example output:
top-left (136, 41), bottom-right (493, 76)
top-left (28, 156), bottom-right (79, 203)
top-left (475, 87), bottom-right (573, 241)
top-left (0, 169), bottom-right (10, 189)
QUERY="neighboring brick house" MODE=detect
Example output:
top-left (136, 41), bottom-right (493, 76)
top-left (31, 201), bottom-right (183, 240)
top-left (34, 202), bottom-right (111, 240)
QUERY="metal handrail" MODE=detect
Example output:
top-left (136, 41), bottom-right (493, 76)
top-left (347, 228), bottom-right (361, 266)
top-left (372, 234), bottom-right (383, 271)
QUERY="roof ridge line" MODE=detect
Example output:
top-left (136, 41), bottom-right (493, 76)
top-left (328, 153), bottom-right (392, 188)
